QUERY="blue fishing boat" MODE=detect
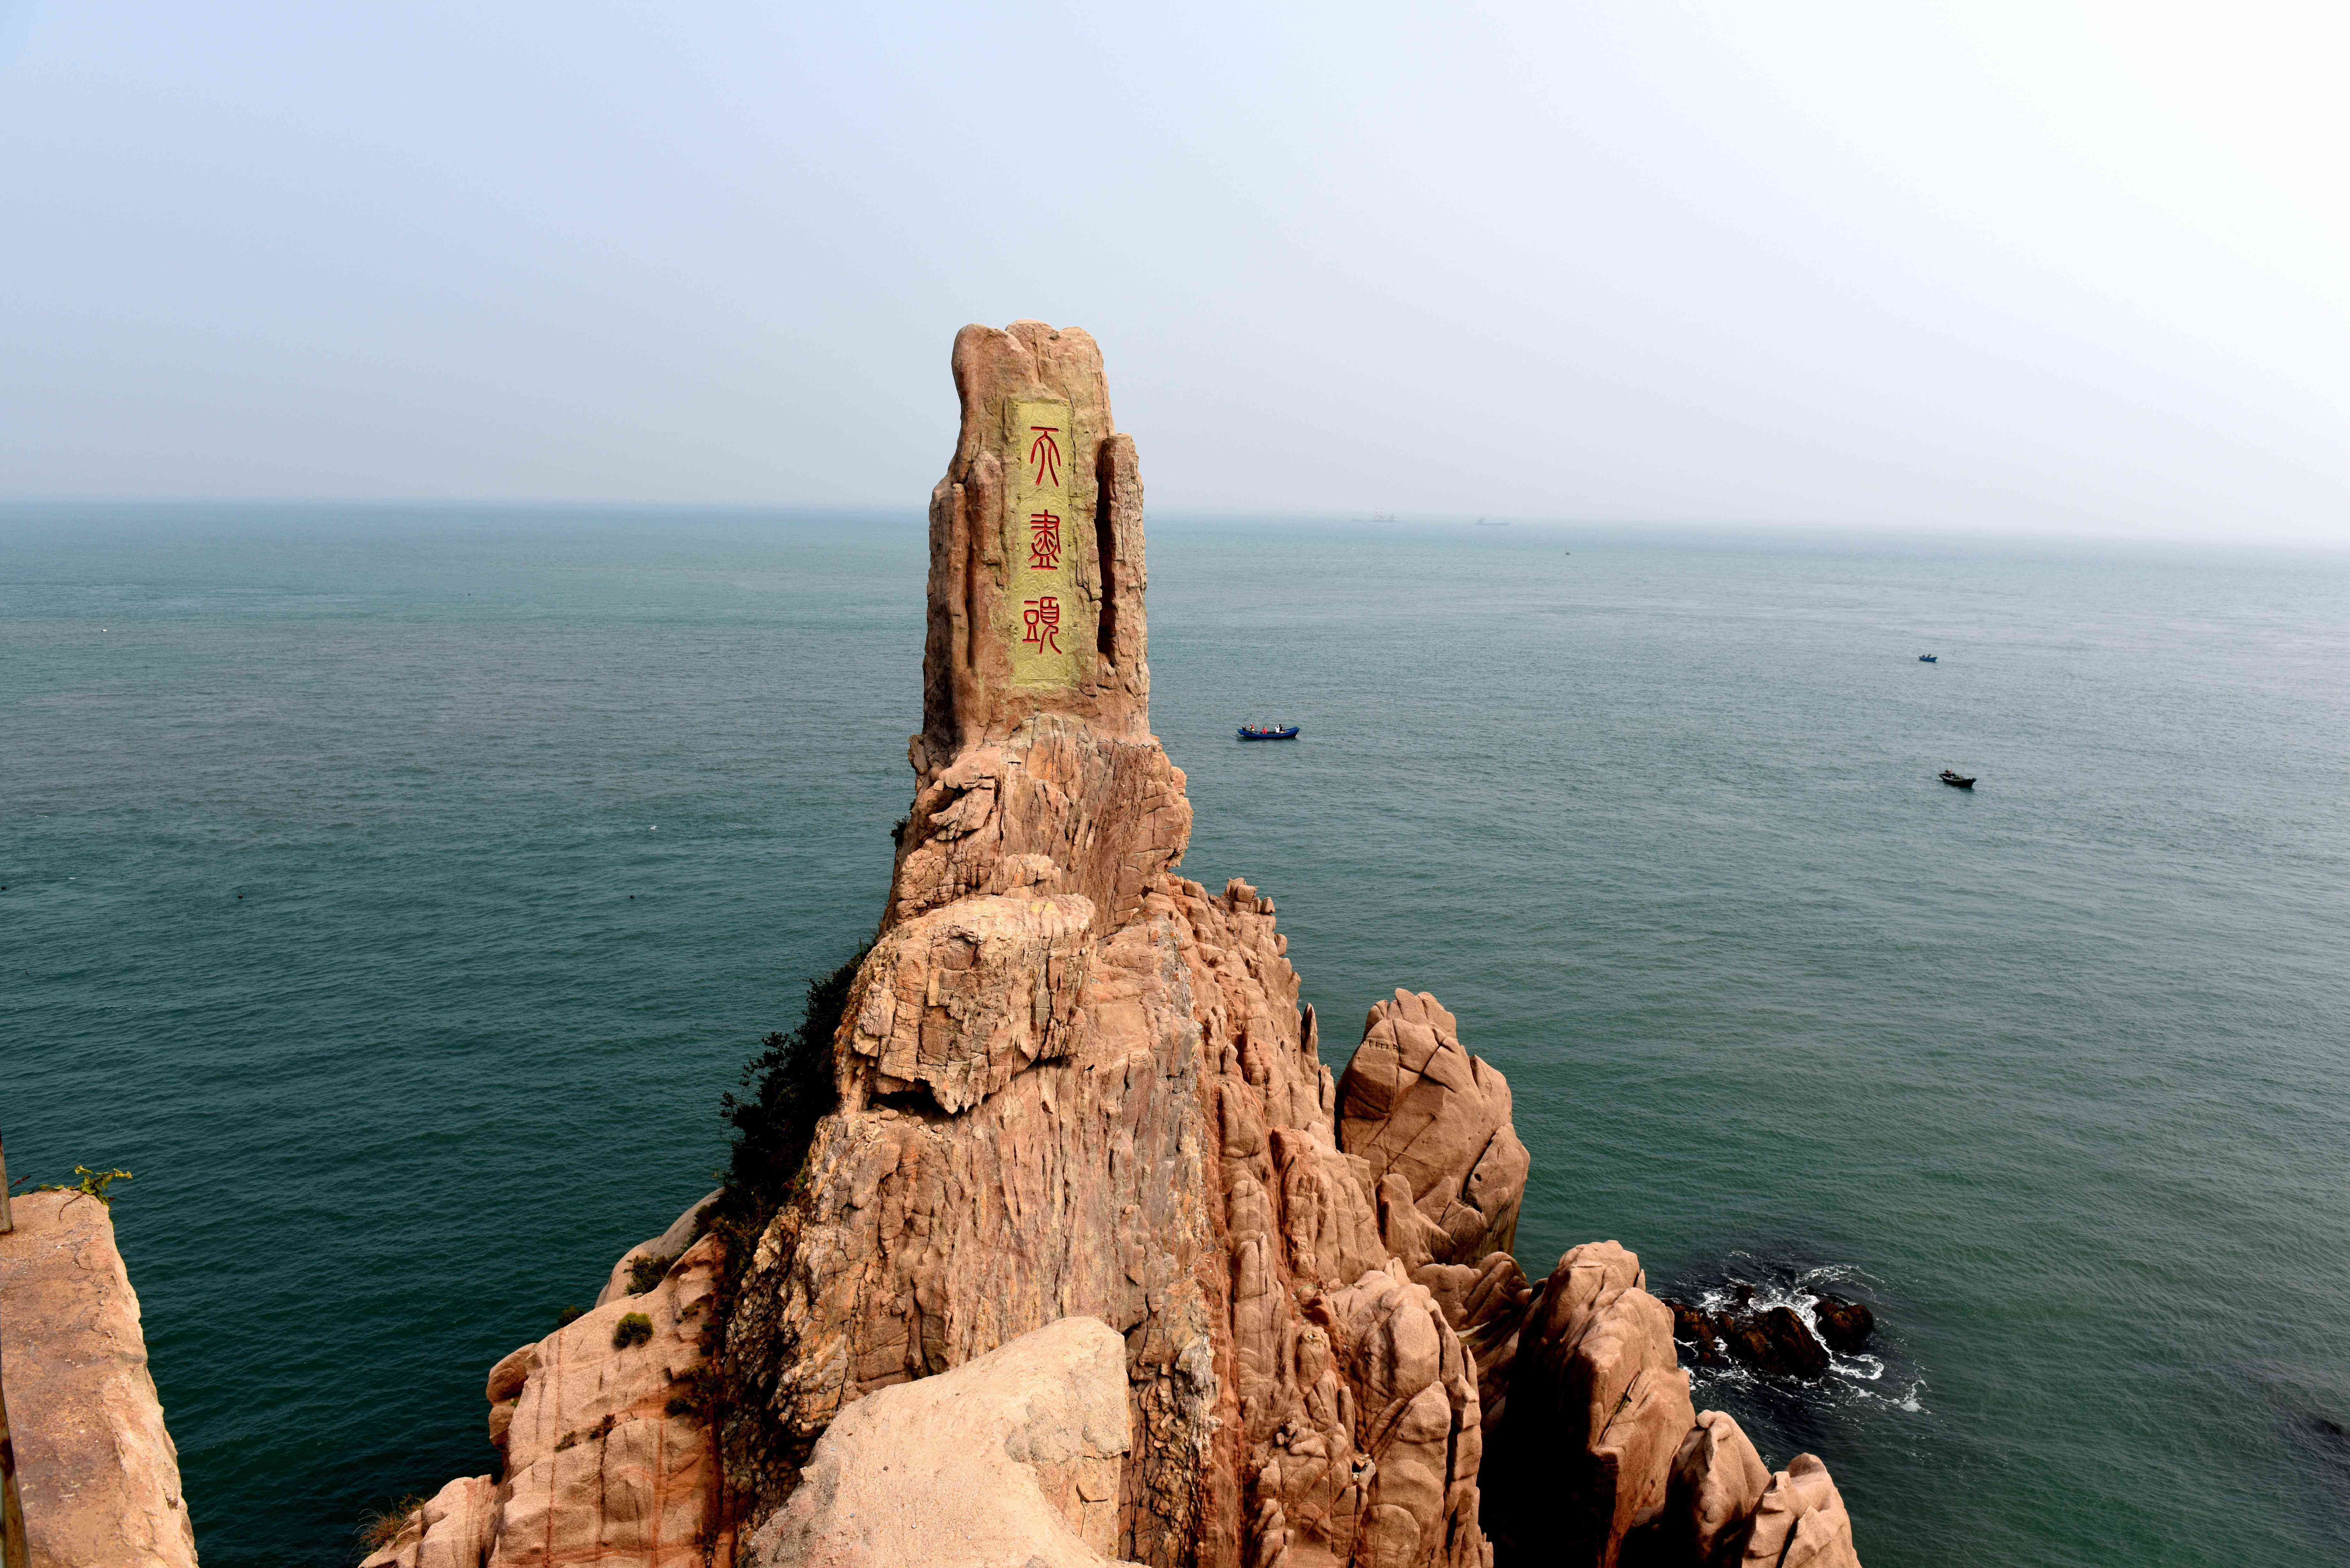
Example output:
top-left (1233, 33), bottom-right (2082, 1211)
top-left (1918, 653), bottom-right (1938, 662)
top-left (1237, 724), bottom-right (1300, 742)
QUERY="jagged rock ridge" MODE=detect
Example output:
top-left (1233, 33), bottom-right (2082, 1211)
top-left (364, 322), bottom-right (1865, 1568)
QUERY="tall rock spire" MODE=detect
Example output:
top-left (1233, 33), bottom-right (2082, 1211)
top-left (921, 321), bottom-right (1151, 767)
top-left (726, 324), bottom-right (1490, 1568)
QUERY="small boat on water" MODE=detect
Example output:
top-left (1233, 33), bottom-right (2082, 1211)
top-left (1918, 654), bottom-right (1938, 663)
top-left (1238, 724), bottom-right (1300, 742)
top-left (1939, 769), bottom-right (1975, 789)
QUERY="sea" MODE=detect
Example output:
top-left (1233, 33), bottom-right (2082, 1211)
top-left (3, 505), bottom-right (2346, 1567)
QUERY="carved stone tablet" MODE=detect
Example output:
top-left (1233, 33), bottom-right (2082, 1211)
top-left (1004, 396), bottom-right (1087, 690)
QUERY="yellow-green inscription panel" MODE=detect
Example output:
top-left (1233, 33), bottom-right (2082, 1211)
top-left (1003, 397), bottom-right (1088, 689)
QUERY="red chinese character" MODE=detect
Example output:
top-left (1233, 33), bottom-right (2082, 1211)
top-left (1027, 509), bottom-right (1063, 570)
top-left (1027, 425), bottom-right (1062, 487)
top-left (1022, 595), bottom-right (1062, 653)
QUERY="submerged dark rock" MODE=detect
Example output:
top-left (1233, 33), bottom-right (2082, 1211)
top-left (1664, 1293), bottom-right (1862, 1381)
top-left (1669, 1299), bottom-right (1724, 1366)
top-left (1813, 1293), bottom-right (1876, 1354)
top-left (1757, 1306), bottom-right (1831, 1379)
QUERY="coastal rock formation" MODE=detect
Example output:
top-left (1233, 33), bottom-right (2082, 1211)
top-left (1409, 1251), bottom-right (1536, 1437)
top-left (745, 1315), bottom-right (1129, 1568)
top-left (0, 1189), bottom-right (199, 1568)
top-left (1809, 1297), bottom-right (1874, 1357)
top-left (1664, 1293), bottom-right (1866, 1381)
top-left (1336, 991), bottom-right (1528, 1270)
top-left (596, 1188), bottom-right (722, 1308)
top-left (361, 1476), bottom-right (500, 1568)
top-left (1483, 1243), bottom-right (1694, 1567)
top-left (363, 321), bottom-right (1867, 1568)
top-left (362, 1214), bottom-right (730, 1568)
top-left (1738, 1456), bottom-right (1860, 1568)
top-left (716, 321), bottom-right (1488, 1568)
top-left (1642, 1410), bottom-right (1770, 1566)
top-left (487, 1232), bottom-right (727, 1568)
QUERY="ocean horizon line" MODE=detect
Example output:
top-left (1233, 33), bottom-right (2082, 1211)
top-left (1, 497), bottom-right (2341, 558)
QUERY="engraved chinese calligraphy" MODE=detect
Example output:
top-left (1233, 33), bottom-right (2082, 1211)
top-left (1027, 425), bottom-right (1062, 487)
top-left (1022, 595), bottom-right (1062, 652)
top-left (1003, 397), bottom-right (1087, 689)
top-left (1027, 510), bottom-right (1063, 570)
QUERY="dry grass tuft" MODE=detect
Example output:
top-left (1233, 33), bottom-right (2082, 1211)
top-left (357, 1495), bottom-right (426, 1554)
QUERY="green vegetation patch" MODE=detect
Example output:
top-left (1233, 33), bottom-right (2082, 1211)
top-left (39, 1165), bottom-right (134, 1205)
top-left (714, 946), bottom-right (865, 1221)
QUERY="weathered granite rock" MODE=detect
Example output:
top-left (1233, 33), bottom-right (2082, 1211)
top-left (359, 321), bottom-right (1871, 1568)
top-left (1628, 1410), bottom-right (1771, 1567)
top-left (1484, 1243), bottom-right (1694, 1568)
top-left (743, 1315), bottom-right (1130, 1568)
top-left (361, 1475), bottom-right (500, 1568)
top-left (1335, 991), bottom-right (1528, 1270)
top-left (360, 1188), bottom-right (732, 1568)
top-left (917, 320), bottom-right (1152, 762)
top-left (0, 1189), bottom-right (199, 1568)
top-left (1412, 1251), bottom-right (1535, 1438)
top-left (596, 1189), bottom-right (723, 1308)
top-left (1738, 1456), bottom-right (1859, 1568)
top-left (842, 892), bottom-right (1095, 1112)
top-left (483, 1231), bottom-right (728, 1568)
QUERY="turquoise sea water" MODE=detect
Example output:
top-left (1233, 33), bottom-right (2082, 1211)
top-left (4, 506), bottom-right (2347, 1567)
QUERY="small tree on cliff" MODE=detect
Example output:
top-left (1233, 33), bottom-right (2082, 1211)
top-left (716, 946), bottom-right (867, 1220)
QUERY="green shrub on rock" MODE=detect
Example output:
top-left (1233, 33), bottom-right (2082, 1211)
top-left (716, 946), bottom-right (866, 1220)
top-left (612, 1312), bottom-right (654, 1350)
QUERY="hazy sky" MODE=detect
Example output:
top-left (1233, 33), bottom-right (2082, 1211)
top-left (2, 2), bottom-right (2342, 538)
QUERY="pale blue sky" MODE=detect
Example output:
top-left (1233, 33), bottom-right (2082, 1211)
top-left (2, 2), bottom-right (2342, 538)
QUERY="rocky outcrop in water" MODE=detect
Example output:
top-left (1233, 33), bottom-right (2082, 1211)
top-left (1809, 1296), bottom-right (1874, 1357)
top-left (363, 321), bottom-right (1868, 1568)
top-left (0, 1189), bottom-right (200, 1568)
top-left (1663, 1289), bottom-right (1871, 1382)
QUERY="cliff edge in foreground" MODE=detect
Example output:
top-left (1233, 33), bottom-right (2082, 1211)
top-left (0, 1189), bottom-right (200, 1568)
top-left (371, 321), bottom-right (1865, 1568)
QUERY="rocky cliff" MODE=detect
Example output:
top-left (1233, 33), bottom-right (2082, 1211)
top-left (0, 1189), bottom-right (201, 1568)
top-left (367, 321), bottom-right (1865, 1568)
